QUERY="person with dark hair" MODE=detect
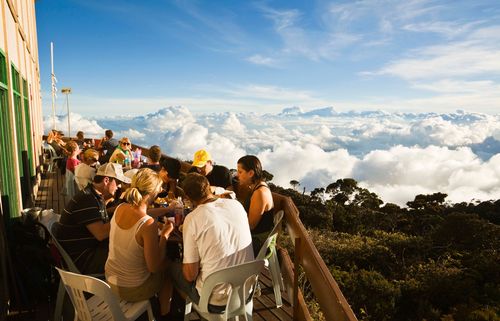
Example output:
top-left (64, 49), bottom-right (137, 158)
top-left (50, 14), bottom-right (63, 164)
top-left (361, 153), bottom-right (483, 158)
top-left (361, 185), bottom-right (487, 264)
top-left (167, 173), bottom-right (253, 310)
top-left (237, 155), bottom-right (275, 252)
top-left (75, 131), bottom-right (88, 150)
top-left (189, 149), bottom-right (232, 189)
top-left (53, 163), bottom-right (131, 274)
top-left (97, 129), bottom-right (119, 163)
top-left (158, 156), bottom-right (183, 199)
top-left (142, 145), bottom-right (162, 172)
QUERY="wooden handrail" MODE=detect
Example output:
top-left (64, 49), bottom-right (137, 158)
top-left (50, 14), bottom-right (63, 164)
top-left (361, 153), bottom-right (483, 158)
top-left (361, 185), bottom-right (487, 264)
top-left (273, 193), bottom-right (358, 321)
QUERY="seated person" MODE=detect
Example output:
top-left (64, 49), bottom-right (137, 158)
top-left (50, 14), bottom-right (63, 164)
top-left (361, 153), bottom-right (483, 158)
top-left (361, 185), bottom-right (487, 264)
top-left (142, 145), bottom-right (162, 172)
top-left (167, 173), bottom-right (254, 309)
top-left (53, 163), bottom-right (131, 274)
top-left (105, 168), bottom-right (178, 317)
top-left (74, 131), bottom-right (89, 150)
top-left (158, 156), bottom-right (183, 200)
top-left (47, 129), bottom-right (67, 156)
top-left (109, 137), bottom-right (133, 168)
top-left (189, 149), bottom-right (232, 189)
top-left (97, 129), bottom-right (119, 163)
top-left (65, 141), bottom-right (81, 174)
top-left (74, 149), bottom-right (99, 190)
top-left (236, 155), bottom-right (275, 252)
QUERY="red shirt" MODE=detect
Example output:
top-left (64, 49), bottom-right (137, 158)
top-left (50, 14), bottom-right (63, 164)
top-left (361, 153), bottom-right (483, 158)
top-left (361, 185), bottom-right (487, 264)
top-left (66, 157), bottom-right (81, 173)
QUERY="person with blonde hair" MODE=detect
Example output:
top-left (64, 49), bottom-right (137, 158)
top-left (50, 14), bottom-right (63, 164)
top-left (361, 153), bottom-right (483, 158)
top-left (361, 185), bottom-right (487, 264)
top-left (105, 168), bottom-right (178, 317)
top-left (74, 149), bottom-right (100, 190)
top-left (109, 137), bottom-right (133, 168)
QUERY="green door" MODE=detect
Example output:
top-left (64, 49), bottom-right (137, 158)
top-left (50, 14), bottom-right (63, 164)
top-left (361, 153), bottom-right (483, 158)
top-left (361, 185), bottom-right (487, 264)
top-left (11, 65), bottom-right (25, 177)
top-left (0, 52), bottom-right (20, 218)
top-left (22, 78), bottom-right (34, 177)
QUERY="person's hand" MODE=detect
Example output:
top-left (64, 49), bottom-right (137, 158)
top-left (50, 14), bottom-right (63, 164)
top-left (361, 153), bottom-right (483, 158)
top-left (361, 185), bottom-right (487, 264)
top-left (167, 199), bottom-right (180, 209)
top-left (160, 220), bottom-right (174, 239)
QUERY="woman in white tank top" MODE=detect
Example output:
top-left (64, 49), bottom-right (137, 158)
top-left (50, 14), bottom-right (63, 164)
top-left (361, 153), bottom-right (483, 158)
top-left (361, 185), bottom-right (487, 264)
top-left (105, 168), bottom-right (177, 317)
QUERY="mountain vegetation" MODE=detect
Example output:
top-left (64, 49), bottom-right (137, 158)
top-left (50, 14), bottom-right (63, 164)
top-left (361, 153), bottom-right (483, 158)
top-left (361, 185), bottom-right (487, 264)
top-left (271, 179), bottom-right (500, 321)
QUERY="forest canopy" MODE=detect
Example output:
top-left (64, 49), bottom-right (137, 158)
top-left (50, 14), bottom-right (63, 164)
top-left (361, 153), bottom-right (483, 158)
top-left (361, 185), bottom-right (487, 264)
top-left (272, 178), bottom-right (500, 321)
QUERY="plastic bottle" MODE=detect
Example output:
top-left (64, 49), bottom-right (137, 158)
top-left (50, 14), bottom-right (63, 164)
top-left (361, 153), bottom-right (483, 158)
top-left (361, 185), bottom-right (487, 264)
top-left (123, 157), bottom-right (130, 168)
top-left (174, 197), bottom-right (184, 226)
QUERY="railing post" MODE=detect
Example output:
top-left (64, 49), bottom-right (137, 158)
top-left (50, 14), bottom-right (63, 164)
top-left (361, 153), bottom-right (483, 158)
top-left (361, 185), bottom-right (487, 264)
top-left (293, 237), bottom-right (301, 319)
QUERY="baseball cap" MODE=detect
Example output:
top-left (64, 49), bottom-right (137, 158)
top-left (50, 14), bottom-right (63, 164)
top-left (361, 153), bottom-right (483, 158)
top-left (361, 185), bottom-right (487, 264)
top-left (192, 149), bottom-right (212, 167)
top-left (96, 163), bottom-right (131, 184)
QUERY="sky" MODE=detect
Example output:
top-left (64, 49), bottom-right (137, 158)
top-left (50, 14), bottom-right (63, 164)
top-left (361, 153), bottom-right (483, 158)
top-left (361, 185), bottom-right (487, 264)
top-left (36, 1), bottom-right (500, 205)
top-left (36, 0), bottom-right (500, 116)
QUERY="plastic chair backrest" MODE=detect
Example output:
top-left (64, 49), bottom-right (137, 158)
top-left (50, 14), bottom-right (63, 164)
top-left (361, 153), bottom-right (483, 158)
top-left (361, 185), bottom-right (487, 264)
top-left (256, 210), bottom-right (284, 260)
top-left (198, 259), bottom-right (266, 318)
top-left (39, 214), bottom-right (80, 273)
top-left (44, 142), bottom-right (62, 158)
top-left (62, 170), bottom-right (78, 199)
top-left (55, 267), bottom-right (126, 321)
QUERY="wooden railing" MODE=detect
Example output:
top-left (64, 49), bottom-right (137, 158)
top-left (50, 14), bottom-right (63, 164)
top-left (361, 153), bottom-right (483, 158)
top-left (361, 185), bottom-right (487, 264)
top-left (273, 193), bottom-right (358, 321)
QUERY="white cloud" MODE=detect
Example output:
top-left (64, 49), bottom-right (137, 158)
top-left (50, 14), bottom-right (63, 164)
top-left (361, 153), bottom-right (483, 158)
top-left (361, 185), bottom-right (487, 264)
top-left (60, 107), bottom-right (500, 205)
top-left (357, 146), bottom-right (500, 205)
top-left (246, 54), bottom-right (279, 67)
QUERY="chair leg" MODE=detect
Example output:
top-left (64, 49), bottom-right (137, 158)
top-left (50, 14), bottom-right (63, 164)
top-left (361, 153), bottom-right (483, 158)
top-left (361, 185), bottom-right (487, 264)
top-left (184, 298), bottom-right (192, 321)
top-left (53, 281), bottom-right (65, 321)
top-left (269, 253), bottom-right (283, 308)
top-left (146, 302), bottom-right (155, 321)
top-left (244, 301), bottom-right (253, 321)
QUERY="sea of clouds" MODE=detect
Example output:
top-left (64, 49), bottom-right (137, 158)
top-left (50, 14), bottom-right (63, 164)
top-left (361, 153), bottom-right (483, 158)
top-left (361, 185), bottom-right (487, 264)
top-left (45, 106), bottom-right (500, 206)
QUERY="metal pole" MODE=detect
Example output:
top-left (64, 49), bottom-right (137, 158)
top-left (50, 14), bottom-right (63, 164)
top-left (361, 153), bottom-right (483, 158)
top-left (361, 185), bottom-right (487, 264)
top-left (50, 42), bottom-right (56, 130)
top-left (66, 93), bottom-right (70, 137)
top-left (61, 88), bottom-right (72, 137)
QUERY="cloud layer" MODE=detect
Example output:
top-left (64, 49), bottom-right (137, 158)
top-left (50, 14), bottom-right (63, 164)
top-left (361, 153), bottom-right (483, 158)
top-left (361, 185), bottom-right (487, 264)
top-left (45, 106), bottom-right (500, 205)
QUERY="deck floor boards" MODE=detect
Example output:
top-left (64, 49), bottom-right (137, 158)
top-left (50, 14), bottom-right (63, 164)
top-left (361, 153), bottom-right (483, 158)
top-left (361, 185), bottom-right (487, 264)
top-left (32, 167), bottom-right (293, 321)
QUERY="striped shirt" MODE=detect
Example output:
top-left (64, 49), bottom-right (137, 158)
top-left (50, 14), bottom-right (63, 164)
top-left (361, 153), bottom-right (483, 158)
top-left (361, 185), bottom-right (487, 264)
top-left (54, 185), bottom-right (109, 272)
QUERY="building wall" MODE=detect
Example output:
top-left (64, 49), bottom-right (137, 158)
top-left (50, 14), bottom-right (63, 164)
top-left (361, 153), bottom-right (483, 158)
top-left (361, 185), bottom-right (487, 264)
top-left (0, 0), bottom-right (42, 218)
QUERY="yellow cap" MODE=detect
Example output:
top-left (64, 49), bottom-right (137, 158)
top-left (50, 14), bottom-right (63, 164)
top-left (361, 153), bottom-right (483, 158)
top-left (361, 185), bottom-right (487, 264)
top-left (192, 149), bottom-right (212, 167)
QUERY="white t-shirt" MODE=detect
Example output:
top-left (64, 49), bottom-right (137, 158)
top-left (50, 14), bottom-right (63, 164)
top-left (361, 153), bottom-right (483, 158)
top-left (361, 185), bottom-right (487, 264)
top-left (74, 163), bottom-right (96, 190)
top-left (183, 198), bottom-right (254, 305)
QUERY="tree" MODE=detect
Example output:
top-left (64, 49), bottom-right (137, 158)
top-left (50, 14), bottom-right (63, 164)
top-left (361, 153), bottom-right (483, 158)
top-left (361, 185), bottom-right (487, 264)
top-left (262, 170), bottom-right (274, 182)
top-left (406, 192), bottom-right (447, 211)
top-left (290, 179), bottom-right (300, 190)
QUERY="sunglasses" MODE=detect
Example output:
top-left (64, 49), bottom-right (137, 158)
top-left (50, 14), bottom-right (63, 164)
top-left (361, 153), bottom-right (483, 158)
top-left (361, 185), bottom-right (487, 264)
top-left (121, 142), bottom-right (131, 146)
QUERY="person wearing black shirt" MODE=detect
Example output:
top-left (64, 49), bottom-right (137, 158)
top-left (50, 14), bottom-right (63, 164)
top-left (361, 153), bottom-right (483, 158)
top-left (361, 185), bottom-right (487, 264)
top-left (53, 163), bottom-right (131, 274)
top-left (189, 149), bottom-right (232, 189)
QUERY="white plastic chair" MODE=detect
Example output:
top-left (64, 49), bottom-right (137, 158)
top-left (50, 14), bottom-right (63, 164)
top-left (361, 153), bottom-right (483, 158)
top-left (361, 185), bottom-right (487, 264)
top-left (184, 259), bottom-right (266, 321)
top-left (256, 210), bottom-right (285, 308)
top-left (56, 267), bottom-right (154, 321)
top-left (39, 212), bottom-right (80, 321)
top-left (43, 142), bottom-right (64, 173)
top-left (61, 170), bottom-right (78, 199)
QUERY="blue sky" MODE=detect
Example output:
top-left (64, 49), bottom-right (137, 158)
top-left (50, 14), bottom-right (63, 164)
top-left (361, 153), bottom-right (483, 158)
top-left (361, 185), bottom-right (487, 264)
top-left (36, 0), bottom-right (500, 116)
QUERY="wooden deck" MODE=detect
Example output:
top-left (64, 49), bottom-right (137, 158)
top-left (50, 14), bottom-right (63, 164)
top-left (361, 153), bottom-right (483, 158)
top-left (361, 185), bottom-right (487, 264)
top-left (33, 169), bottom-right (293, 321)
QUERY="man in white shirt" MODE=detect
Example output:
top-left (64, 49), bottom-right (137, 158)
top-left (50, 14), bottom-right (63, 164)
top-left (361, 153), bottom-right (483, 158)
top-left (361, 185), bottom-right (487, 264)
top-left (169, 173), bottom-right (254, 310)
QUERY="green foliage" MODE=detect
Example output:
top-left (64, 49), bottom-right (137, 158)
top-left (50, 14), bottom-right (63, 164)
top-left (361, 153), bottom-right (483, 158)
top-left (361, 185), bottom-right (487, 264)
top-left (279, 177), bottom-right (500, 321)
top-left (332, 268), bottom-right (400, 321)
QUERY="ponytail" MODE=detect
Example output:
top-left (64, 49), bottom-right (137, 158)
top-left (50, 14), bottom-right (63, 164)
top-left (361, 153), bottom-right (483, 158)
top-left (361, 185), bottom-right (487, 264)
top-left (122, 187), bottom-right (143, 206)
